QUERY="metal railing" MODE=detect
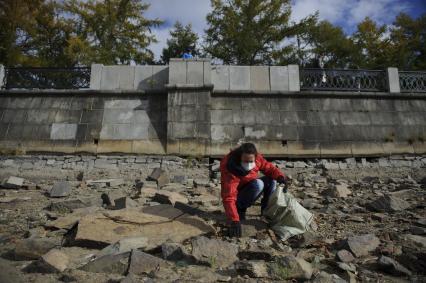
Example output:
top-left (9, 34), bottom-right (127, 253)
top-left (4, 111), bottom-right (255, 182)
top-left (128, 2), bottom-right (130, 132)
top-left (399, 71), bottom-right (426, 93)
top-left (3, 67), bottom-right (91, 90)
top-left (300, 68), bottom-right (388, 92)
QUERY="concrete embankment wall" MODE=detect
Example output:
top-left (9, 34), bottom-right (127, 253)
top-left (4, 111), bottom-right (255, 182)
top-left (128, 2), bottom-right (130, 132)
top-left (0, 59), bottom-right (425, 157)
top-left (0, 93), bottom-right (168, 154)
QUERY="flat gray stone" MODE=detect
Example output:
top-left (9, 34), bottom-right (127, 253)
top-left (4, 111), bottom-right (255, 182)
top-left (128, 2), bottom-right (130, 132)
top-left (97, 237), bottom-right (149, 258)
top-left (38, 249), bottom-right (69, 273)
top-left (191, 236), bottom-right (238, 268)
top-left (2, 176), bottom-right (24, 189)
top-left (336, 249), bottom-right (355, 263)
top-left (378, 255), bottom-right (412, 276)
top-left (161, 242), bottom-right (186, 261)
top-left (368, 195), bottom-right (410, 212)
top-left (14, 238), bottom-right (60, 260)
top-left (347, 234), bottom-right (380, 257)
top-left (128, 249), bottom-right (169, 275)
top-left (148, 168), bottom-right (170, 188)
top-left (269, 255), bottom-right (313, 280)
top-left (80, 252), bottom-right (129, 275)
top-left (311, 271), bottom-right (346, 283)
top-left (50, 181), bottom-right (72, 198)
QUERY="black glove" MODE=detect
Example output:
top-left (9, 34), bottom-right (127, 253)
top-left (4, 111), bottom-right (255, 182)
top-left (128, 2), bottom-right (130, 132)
top-left (277, 175), bottom-right (287, 184)
top-left (228, 221), bottom-right (242, 238)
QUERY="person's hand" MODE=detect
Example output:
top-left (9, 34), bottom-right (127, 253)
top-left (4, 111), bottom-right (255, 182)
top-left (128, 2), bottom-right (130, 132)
top-left (228, 221), bottom-right (242, 238)
top-left (277, 175), bottom-right (287, 185)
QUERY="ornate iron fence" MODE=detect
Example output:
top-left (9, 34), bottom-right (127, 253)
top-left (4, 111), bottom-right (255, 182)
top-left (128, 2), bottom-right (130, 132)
top-left (300, 68), bottom-right (388, 92)
top-left (399, 71), bottom-right (426, 93)
top-left (3, 67), bottom-right (91, 89)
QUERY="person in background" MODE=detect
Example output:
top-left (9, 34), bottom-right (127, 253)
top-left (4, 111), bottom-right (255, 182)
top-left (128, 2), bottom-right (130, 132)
top-left (220, 142), bottom-right (288, 238)
top-left (182, 47), bottom-right (193, 59)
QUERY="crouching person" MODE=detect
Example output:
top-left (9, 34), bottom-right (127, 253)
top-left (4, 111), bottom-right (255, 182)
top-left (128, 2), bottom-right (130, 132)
top-left (220, 142), bottom-right (288, 238)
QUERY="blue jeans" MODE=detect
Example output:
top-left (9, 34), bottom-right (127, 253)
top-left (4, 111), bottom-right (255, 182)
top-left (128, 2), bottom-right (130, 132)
top-left (236, 176), bottom-right (277, 212)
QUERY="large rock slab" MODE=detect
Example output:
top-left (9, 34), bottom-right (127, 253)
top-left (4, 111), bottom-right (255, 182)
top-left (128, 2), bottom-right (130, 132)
top-left (367, 195), bottom-right (410, 212)
top-left (14, 237), bottom-right (61, 260)
top-left (32, 249), bottom-right (69, 273)
top-left (74, 205), bottom-right (215, 250)
top-left (45, 206), bottom-right (102, 230)
top-left (190, 236), bottom-right (238, 268)
top-left (2, 176), bottom-right (25, 189)
top-left (346, 234), bottom-right (380, 257)
top-left (49, 181), bottom-right (72, 198)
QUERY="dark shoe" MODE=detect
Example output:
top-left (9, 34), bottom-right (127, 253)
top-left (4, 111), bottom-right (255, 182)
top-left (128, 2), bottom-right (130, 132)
top-left (237, 208), bottom-right (247, 221)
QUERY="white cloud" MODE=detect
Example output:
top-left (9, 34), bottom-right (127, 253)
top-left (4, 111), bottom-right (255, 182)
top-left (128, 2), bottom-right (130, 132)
top-left (144, 0), bottom-right (415, 59)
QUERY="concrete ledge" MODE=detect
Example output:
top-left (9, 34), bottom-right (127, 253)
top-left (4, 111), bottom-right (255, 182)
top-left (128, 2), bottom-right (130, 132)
top-left (165, 84), bottom-right (214, 90)
top-left (211, 90), bottom-right (426, 99)
top-left (0, 89), bottom-right (166, 95)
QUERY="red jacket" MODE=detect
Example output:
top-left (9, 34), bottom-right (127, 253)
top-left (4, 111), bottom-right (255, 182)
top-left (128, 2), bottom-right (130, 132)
top-left (220, 151), bottom-right (285, 222)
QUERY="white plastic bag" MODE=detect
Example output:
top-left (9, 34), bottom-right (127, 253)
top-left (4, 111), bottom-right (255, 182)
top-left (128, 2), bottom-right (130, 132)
top-left (263, 187), bottom-right (315, 241)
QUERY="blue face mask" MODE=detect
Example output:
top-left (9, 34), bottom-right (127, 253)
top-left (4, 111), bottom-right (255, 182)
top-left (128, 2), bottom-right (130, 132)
top-left (241, 161), bottom-right (255, 171)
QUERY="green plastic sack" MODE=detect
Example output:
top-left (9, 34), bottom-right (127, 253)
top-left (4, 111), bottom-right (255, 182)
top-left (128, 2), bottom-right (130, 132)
top-left (263, 187), bottom-right (315, 241)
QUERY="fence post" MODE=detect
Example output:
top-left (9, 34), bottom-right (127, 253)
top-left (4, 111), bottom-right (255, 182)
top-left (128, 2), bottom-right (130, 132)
top-left (288, 64), bottom-right (300, 92)
top-left (0, 65), bottom-right (5, 89)
top-left (89, 63), bottom-right (103, 90)
top-left (387, 67), bottom-right (400, 93)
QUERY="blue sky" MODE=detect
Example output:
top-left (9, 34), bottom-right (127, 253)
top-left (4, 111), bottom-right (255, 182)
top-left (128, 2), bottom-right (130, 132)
top-left (144, 0), bottom-right (426, 59)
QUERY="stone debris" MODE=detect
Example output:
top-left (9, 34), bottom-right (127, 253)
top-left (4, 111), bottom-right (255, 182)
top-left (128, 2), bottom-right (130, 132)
top-left (269, 255), bottom-right (313, 280)
top-left (148, 168), bottom-right (170, 188)
top-left (49, 181), bottom-right (72, 198)
top-left (153, 190), bottom-right (189, 206)
top-left (312, 271), bottom-right (347, 283)
top-left (127, 249), bottom-right (170, 275)
top-left (161, 242), bottom-right (186, 260)
top-left (80, 251), bottom-right (130, 275)
top-left (346, 234), bottom-right (380, 257)
top-left (2, 176), bottom-right (25, 189)
top-left (190, 236), bottom-right (239, 268)
top-left (403, 234), bottom-right (426, 248)
top-left (74, 205), bottom-right (215, 250)
top-left (322, 183), bottom-right (352, 198)
top-left (367, 195), bottom-right (411, 212)
top-left (113, 197), bottom-right (138, 209)
top-left (378, 255), bottom-right (412, 276)
top-left (0, 154), bottom-right (425, 282)
top-left (96, 237), bottom-right (149, 258)
top-left (14, 237), bottom-right (61, 260)
top-left (37, 249), bottom-right (69, 273)
top-left (236, 260), bottom-right (269, 278)
top-left (0, 258), bottom-right (25, 283)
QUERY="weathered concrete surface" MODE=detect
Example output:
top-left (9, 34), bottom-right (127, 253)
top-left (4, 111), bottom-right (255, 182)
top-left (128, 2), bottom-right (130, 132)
top-left (0, 61), bottom-right (425, 157)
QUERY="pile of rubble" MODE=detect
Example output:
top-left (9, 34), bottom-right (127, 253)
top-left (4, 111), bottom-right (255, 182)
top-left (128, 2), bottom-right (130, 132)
top-left (0, 154), bottom-right (425, 282)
